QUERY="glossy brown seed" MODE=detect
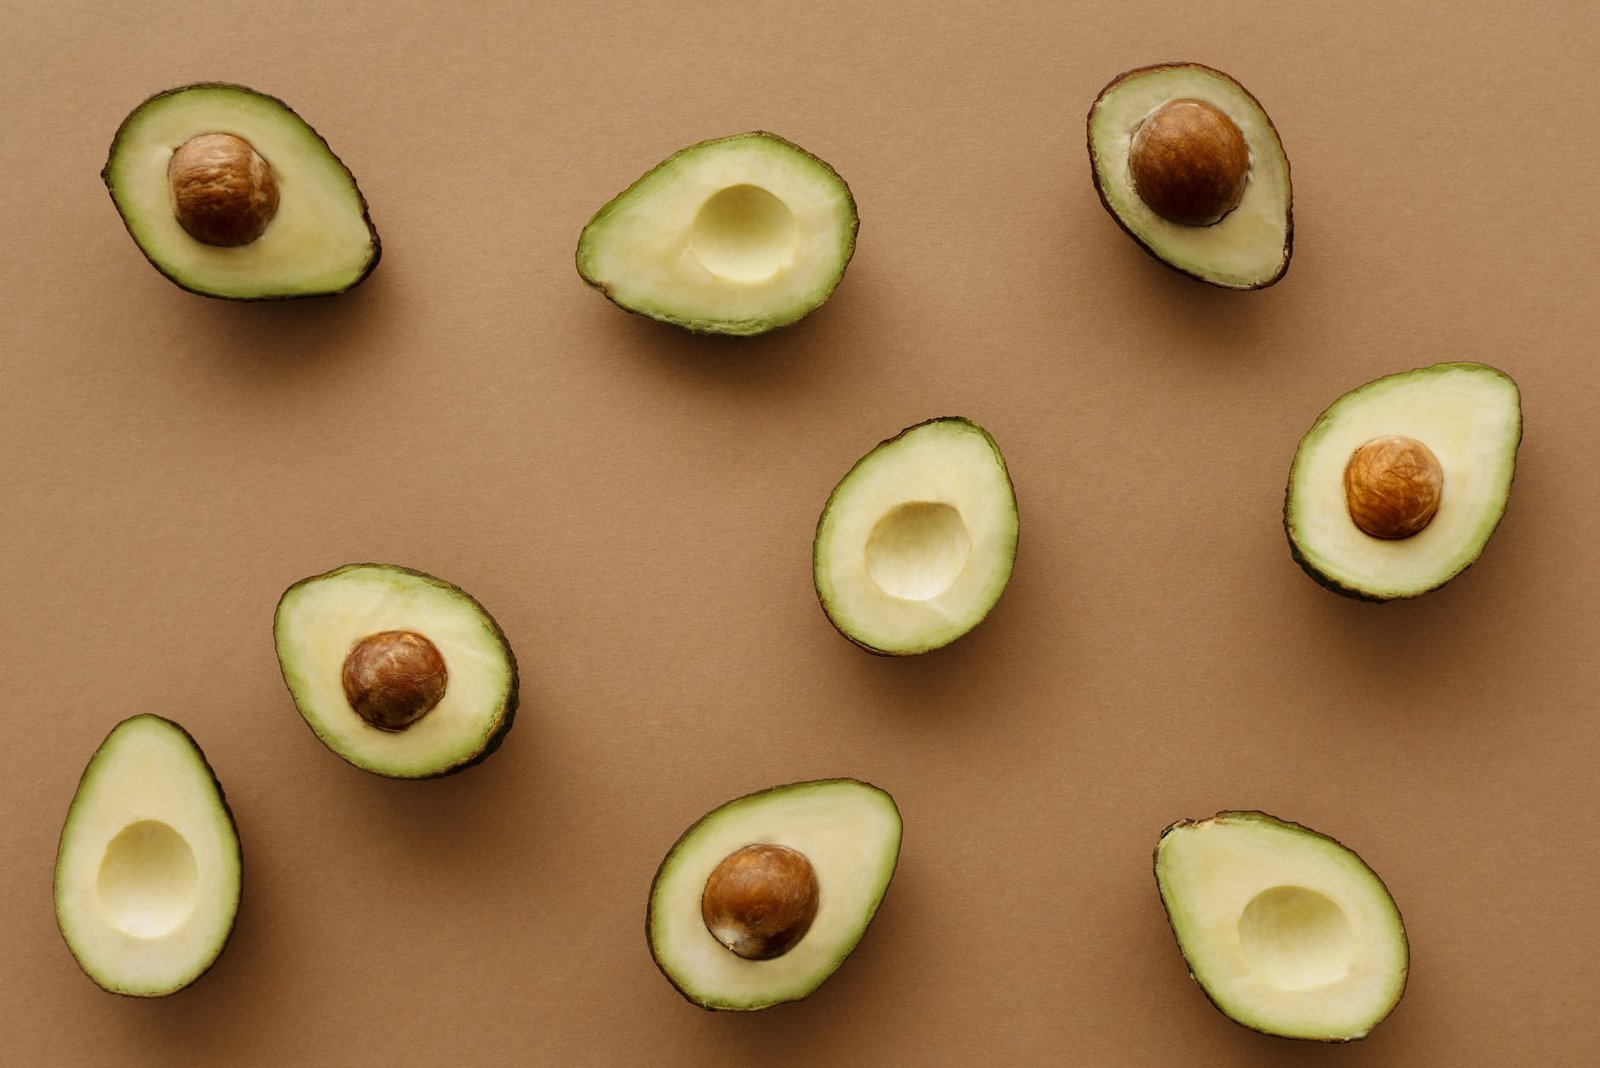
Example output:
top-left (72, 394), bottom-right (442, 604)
top-left (1343, 436), bottom-right (1445, 539)
top-left (1129, 98), bottom-right (1250, 226)
top-left (341, 630), bottom-right (448, 731)
top-left (701, 843), bottom-right (820, 960)
top-left (168, 132), bottom-right (280, 246)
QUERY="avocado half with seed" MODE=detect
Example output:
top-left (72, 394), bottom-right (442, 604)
top-left (814, 417), bottom-right (1019, 655)
top-left (647, 779), bottom-right (902, 1010)
top-left (1156, 811), bottom-right (1408, 1041)
top-left (1285, 362), bottom-right (1522, 600)
top-left (103, 82), bottom-right (380, 299)
top-left (55, 715), bottom-right (242, 997)
top-left (273, 563), bottom-right (518, 778)
top-left (577, 132), bottom-right (858, 335)
top-left (1088, 63), bottom-right (1292, 289)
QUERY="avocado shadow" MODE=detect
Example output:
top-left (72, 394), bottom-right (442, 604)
top-left (588, 268), bottom-right (871, 396)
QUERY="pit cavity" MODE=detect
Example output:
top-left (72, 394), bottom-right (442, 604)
top-left (690, 185), bottom-right (798, 282)
top-left (97, 820), bottom-right (200, 939)
top-left (865, 501), bottom-right (971, 601)
top-left (1238, 886), bottom-right (1357, 991)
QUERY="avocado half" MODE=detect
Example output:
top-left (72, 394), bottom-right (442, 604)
top-left (814, 417), bottom-right (1019, 655)
top-left (55, 715), bottom-right (242, 997)
top-left (647, 779), bottom-right (902, 1011)
top-left (1285, 362), bottom-right (1522, 600)
top-left (577, 132), bottom-right (858, 335)
top-left (1155, 811), bottom-right (1408, 1042)
top-left (273, 563), bottom-right (518, 778)
top-left (103, 83), bottom-right (380, 299)
top-left (1088, 63), bottom-right (1292, 289)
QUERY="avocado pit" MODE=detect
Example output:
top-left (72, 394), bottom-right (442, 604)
top-left (1343, 435), bottom-right (1444, 540)
top-left (341, 630), bottom-right (448, 732)
top-left (1129, 98), bottom-right (1249, 227)
top-left (168, 132), bottom-right (280, 246)
top-left (701, 843), bottom-right (820, 960)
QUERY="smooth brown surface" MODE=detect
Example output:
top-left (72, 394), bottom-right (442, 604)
top-left (701, 843), bottom-right (821, 960)
top-left (2, 2), bottom-right (1598, 1065)
top-left (1129, 98), bottom-right (1250, 226)
top-left (1344, 436), bottom-right (1445, 540)
top-left (340, 630), bottom-right (448, 732)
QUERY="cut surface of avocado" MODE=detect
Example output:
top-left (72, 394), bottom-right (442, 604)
top-left (104, 83), bottom-right (380, 299)
top-left (814, 417), bottom-right (1018, 655)
top-left (55, 715), bottom-right (241, 997)
top-left (648, 779), bottom-right (901, 1011)
top-left (1156, 811), bottom-right (1408, 1041)
top-left (274, 563), bottom-right (518, 778)
top-left (1089, 63), bottom-right (1291, 289)
top-left (1285, 362), bottom-right (1521, 600)
top-left (577, 132), bottom-right (857, 335)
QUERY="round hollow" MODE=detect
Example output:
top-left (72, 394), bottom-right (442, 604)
top-left (865, 501), bottom-right (972, 601)
top-left (689, 184), bottom-right (799, 282)
top-left (168, 132), bottom-right (280, 247)
top-left (701, 843), bottom-right (821, 961)
top-left (1129, 98), bottom-right (1250, 227)
top-left (341, 630), bottom-right (449, 732)
top-left (1237, 886), bottom-right (1358, 991)
top-left (1343, 435), bottom-right (1445, 540)
top-left (96, 820), bottom-right (200, 939)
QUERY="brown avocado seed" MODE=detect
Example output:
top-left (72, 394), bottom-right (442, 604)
top-left (341, 631), bottom-right (448, 731)
top-left (1129, 98), bottom-right (1250, 226)
top-left (1344, 436), bottom-right (1445, 540)
top-left (168, 133), bottom-right (280, 246)
top-left (701, 843), bottom-right (820, 960)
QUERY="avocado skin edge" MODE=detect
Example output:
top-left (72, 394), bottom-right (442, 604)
top-left (273, 563), bottom-right (519, 779)
top-left (1086, 62), bottom-right (1293, 291)
top-left (54, 714), bottom-right (244, 997)
top-left (812, 416), bottom-right (1019, 656)
top-left (1281, 362), bottom-right (1523, 602)
top-left (645, 778), bottom-right (902, 1011)
top-left (575, 131), bottom-right (859, 337)
top-left (102, 82), bottom-right (382, 301)
top-left (1153, 810), bottom-right (1410, 1043)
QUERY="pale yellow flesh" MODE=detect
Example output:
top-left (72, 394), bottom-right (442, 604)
top-left (815, 420), bottom-right (1017, 654)
top-left (1157, 815), bottom-right (1407, 1040)
top-left (578, 135), bottom-right (855, 331)
top-left (55, 716), bottom-right (239, 996)
top-left (1288, 365), bottom-right (1520, 597)
top-left (274, 567), bottom-right (512, 777)
top-left (106, 86), bottom-right (374, 297)
top-left (1091, 67), bottom-right (1289, 287)
top-left (651, 781), bottom-right (901, 1009)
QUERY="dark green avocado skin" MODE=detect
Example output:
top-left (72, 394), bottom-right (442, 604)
top-left (103, 82), bottom-right (382, 301)
top-left (1281, 362), bottom-right (1523, 602)
top-left (273, 563), bottom-right (518, 779)
top-left (56, 715), bottom-right (243, 997)
top-left (1154, 811), bottom-right (1409, 1043)
top-left (576, 131), bottom-right (859, 336)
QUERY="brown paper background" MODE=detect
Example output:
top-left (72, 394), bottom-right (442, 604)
top-left (4, 1), bottom-right (1599, 1064)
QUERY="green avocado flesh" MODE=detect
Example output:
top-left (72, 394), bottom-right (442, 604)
top-left (1156, 812), bottom-right (1408, 1041)
top-left (103, 83), bottom-right (379, 299)
top-left (273, 564), bottom-right (518, 778)
top-left (55, 716), bottom-right (241, 997)
top-left (648, 779), bottom-right (901, 1011)
top-left (576, 132), bottom-right (857, 335)
top-left (1089, 64), bottom-right (1291, 289)
top-left (1285, 362), bottom-right (1521, 600)
top-left (814, 418), bottom-right (1018, 655)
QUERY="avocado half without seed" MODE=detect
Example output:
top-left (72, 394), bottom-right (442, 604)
top-left (577, 132), bottom-right (858, 335)
top-left (648, 779), bottom-right (901, 1010)
top-left (273, 564), bottom-right (518, 778)
top-left (1089, 63), bottom-right (1291, 289)
top-left (1285, 362), bottom-right (1522, 600)
top-left (814, 418), bottom-right (1018, 655)
top-left (55, 715), bottom-right (242, 997)
top-left (1156, 812), bottom-right (1408, 1041)
top-left (103, 83), bottom-right (380, 299)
